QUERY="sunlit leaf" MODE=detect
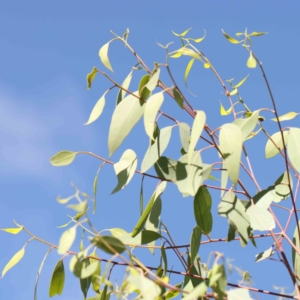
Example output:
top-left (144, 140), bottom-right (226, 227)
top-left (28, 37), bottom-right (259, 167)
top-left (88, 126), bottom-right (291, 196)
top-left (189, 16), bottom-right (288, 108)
top-left (67, 201), bottom-right (87, 212)
top-left (190, 226), bottom-right (202, 262)
top-left (184, 58), bottom-right (195, 87)
top-left (112, 149), bottom-right (137, 194)
top-left (1, 226), bottom-right (23, 234)
top-left (208, 263), bottom-right (227, 298)
top-left (91, 236), bottom-right (126, 255)
top-left (233, 110), bottom-right (259, 140)
top-left (145, 68), bottom-right (160, 92)
top-left (227, 288), bottom-right (254, 300)
top-left (275, 171), bottom-right (293, 201)
top-left (229, 88), bottom-right (238, 96)
top-left (84, 93), bottom-right (106, 125)
top-left (154, 156), bottom-right (177, 181)
top-left (57, 226), bottom-right (77, 255)
top-left (220, 102), bottom-right (232, 116)
top-left (220, 170), bottom-right (228, 197)
top-left (1, 247), bottom-right (25, 278)
top-left (86, 67), bottom-right (98, 90)
top-left (108, 91), bottom-right (145, 157)
top-left (144, 92), bottom-right (164, 140)
top-left (255, 247), bottom-right (275, 262)
top-left (90, 250), bottom-right (101, 293)
top-left (117, 70), bottom-right (133, 105)
top-left (49, 260), bottom-right (65, 297)
top-left (172, 28), bottom-right (192, 37)
top-left (288, 128), bottom-right (300, 172)
top-left (80, 258), bottom-right (92, 299)
top-left (179, 122), bottom-right (190, 152)
top-left (204, 63), bottom-right (210, 68)
top-left (170, 47), bottom-right (201, 60)
top-left (99, 42), bottom-right (113, 72)
top-left (93, 173), bottom-right (98, 213)
top-left (50, 151), bottom-right (78, 167)
top-left (271, 112), bottom-right (299, 122)
top-left (247, 52), bottom-right (256, 68)
top-left (183, 282), bottom-right (207, 299)
top-left (249, 31), bottom-right (268, 37)
top-left (247, 205), bottom-right (275, 231)
top-left (233, 75), bottom-right (249, 88)
top-left (221, 30), bottom-right (241, 44)
top-left (185, 31), bottom-right (206, 43)
top-left (265, 130), bottom-right (289, 158)
top-left (292, 221), bottom-right (300, 286)
top-left (173, 88), bottom-right (184, 109)
top-left (139, 75), bottom-right (151, 101)
top-left (161, 247), bottom-right (168, 277)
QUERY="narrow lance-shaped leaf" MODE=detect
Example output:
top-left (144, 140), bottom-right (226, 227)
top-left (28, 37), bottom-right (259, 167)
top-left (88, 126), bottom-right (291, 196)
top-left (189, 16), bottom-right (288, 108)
top-left (172, 28), bottom-right (192, 37)
top-left (255, 247), bottom-right (275, 262)
top-left (233, 75), bottom-right (249, 89)
top-left (145, 67), bottom-right (160, 92)
top-left (139, 75), bottom-right (151, 101)
top-left (99, 42), bottom-right (113, 72)
top-left (249, 31), bottom-right (268, 37)
top-left (117, 70), bottom-right (133, 105)
top-left (91, 236), bottom-right (126, 255)
top-left (90, 250), bottom-right (101, 293)
top-left (287, 128), bottom-right (300, 172)
top-left (233, 110), bottom-right (260, 140)
top-left (50, 151), bottom-right (78, 167)
top-left (265, 130), bottom-right (289, 158)
top-left (57, 226), bottom-right (77, 255)
top-left (84, 91), bottom-right (107, 125)
top-left (190, 226), bottom-right (202, 263)
top-left (173, 88), bottom-right (184, 109)
top-left (93, 173), bottom-right (98, 213)
top-left (49, 259), bottom-right (65, 297)
top-left (184, 58), bottom-right (195, 87)
top-left (1, 247), bottom-right (25, 278)
top-left (0, 226), bottom-right (23, 234)
top-left (80, 259), bottom-right (92, 300)
top-left (179, 122), bottom-right (190, 153)
top-left (86, 67), bottom-right (98, 90)
top-left (292, 221), bottom-right (300, 286)
top-left (229, 89), bottom-right (238, 96)
top-left (271, 112), bottom-right (299, 122)
top-left (221, 29), bottom-right (240, 44)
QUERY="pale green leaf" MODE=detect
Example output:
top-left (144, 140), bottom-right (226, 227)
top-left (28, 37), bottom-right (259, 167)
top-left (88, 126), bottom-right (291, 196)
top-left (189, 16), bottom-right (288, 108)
top-left (227, 288), bottom-right (254, 300)
top-left (57, 194), bottom-right (74, 204)
top-left (219, 124), bottom-right (243, 185)
top-left (271, 112), bottom-right (299, 122)
top-left (184, 58), bottom-right (195, 87)
top-left (172, 28), bottom-right (192, 37)
top-left (93, 173), bottom-right (98, 213)
top-left (247, 52), bottom-right (256, 68)
top-left (183, 282), bottom-right (207, 299)
top-left (179, 122), bottom-right (190, 152)
top-left (144, 92), bottom-right (164, 140)
top-left (194, 186), bottom-right (212, 234)
top-left (265, 131), bottom-right (289, 158)
top-left (117, 70), bottom-right (133, 105)
top-left (112, 149), bottom-right (137, 194)
top-left (221, 170), bottom-right (228, 197)
top-left (255, 247), bottom-right (274, 262)
top-left (108, 91), bottom-right (145, 157)
top-left (154, 156), bottom-right (177, 181)
top-left (229, 88), bottom-right (238, 96)
top-left (80, 258), bottom-right (92, 299)
top-left (173, 88), bottom-right (184, 109)
top-left (50, 151), bottom-right (78, 167)
top-left (1, 247), bottom-right (25, 278)
top-left (221, 30), bottom-right (241, 44)
top-left (57, 226), bottom-right (77, 255)
top-left (287, 128), bottom-right (300, 172)
top-left (233, 110), bottom-right (259, 140)
top-left (90, 251), bottom-right (101, 293)
top-left (141, 126), bottom-right (173, 173)
top-left (145, 68), bottom-right (160, 92)
top-left (190, 226), bottom-right (202, 262)
top-left (84, 93), bottom-right (106, 125)
top-left (292, 221), bottom-right (300, 285)
top-left (249, 31), bottom-right (268, 37)
top-left (247, 205), bottom-right (275, 231)
top-left (170, 47), bottom-right (201, 60)
top-left (209, 263), bottom-right (227, 297)
top-left (275, 171), bottom-right (293, 200)
top-left (49, 259), bottom-right (65, 297)
top-left (233, 75), bottom-right (249, 89)
top-left (220, 102), bottom-right (232, 116)
top-left (67, 201), bottom-right (87, 212)
top-left (139, 75), bottom-right (151, 100)
top-left (1, 226), bottom-right (23, 234)
top-left (99, 42), bottom-right (113, 72)
top-left (86, 67), bottom-right (98, 90)
top-left (91, 236), bottom-right (126, 255)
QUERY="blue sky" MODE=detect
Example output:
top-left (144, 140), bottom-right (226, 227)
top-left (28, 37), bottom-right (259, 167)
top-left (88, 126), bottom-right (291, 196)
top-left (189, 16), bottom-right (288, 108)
top-left (1, 1), bottom-right (300, 299)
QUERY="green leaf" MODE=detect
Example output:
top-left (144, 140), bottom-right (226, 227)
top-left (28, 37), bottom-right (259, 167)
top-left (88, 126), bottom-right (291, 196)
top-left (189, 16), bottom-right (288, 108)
top-left (227, 288), bottom-right (254, 300)
top-left (218, 190), bottom-right (251, 245)
top-left (184, 58), bottom-right (195, 87)
top-left (265, 130), bottom-right (289, 158)
top-left (90, 251), bottom-right (101, 293)
top-left (145, 68), bottom-right (160, 92)
top-left (220, 170), bottom-right (228, 198)
top-left (165, 282), bottom-right (182, 299)
top-left (233, 75), bottom-right (249, 89)
top-left (208, 263), bottom-right (227, 299)
top-left (144, 92), bottom-right (164, 140)
top-left (229, 88), bottom-right (238, 96)
top-left (249, 31), bottom-right (268, 37)
top-left (170, 47), bottom-right (201, 60)
top-left (275, 171), bottom-right (293, 200)
top-left (220, 102), bottom-right (232, 116)
top-left (271, 112), bottom-right (299, 122)
top-left (112, 149), bottom-right (137, 194)
top-left (161, 247), bottom-right (168, 277)
top-left (233, 110), bottom-right (259, 140)
top-left (188, 110), bottom-right (206, 164)
top-left (80, 258), bottom-right (92, 299)
top-left (173, 88), bottom-right (184, 109)
top-left (91, 236), bottom-right (126, 255)
top-left (131, 181), bottom-right (166, 237)
top-left (141, 126), bottom-right (173, 173)
top-left (93, 173), bottom-right (98, 213)
top-left (1, 247), bottom-right (25, 278)
top-left (172, 28), bottom-right (192, 37)
top-left (292, 221), bottom-right (300, 286)
top-left (50, 151), bottom-right (78, 167)
top-left (204, 62), bottom-right (210, 68)
top-left (219, 124), bottom-right (243, 186)
top-left (49, 259), bottom-right (65, 297)
top-left (57, 226), bottom-right (77, 255)
top-left (190, 226), bottom-right (202, 262)
top-left (184, 282), bottom-right (207, 299)
top-left (175, 152), bottom-right (203, 197)
top-left (179, 122), bottom-right (190, 152)
top-left (255, 247), bottom-right (275, 262)
top-left (86, 67), bottom-right (98, 90)
top-left (247, 205), bottom-right (275, 231)
top-left (221, 30), bottom-right (241, 44)
top-left (247, 52), bottom-right (256, 68)
top-left (154, 156), bottom-right (177, 181)
top-left (0, 226), bottom-right (23, 234)
top-left (67, 201), bottom-right (87, 212)
top-left (108, 91), bottom-right (145, 157)
top-left (287, 128), bottom-right (300, 172)
top-left (117, 70), bottom-right (133, 105)
top-left (84, 93), bottom-right (106, 125)
top-left (99, 42), bottom-right (113, 72)
top-left (194, 186), bottom-right (213, 234)
top-left (139, 75), bottom-right (151, 101)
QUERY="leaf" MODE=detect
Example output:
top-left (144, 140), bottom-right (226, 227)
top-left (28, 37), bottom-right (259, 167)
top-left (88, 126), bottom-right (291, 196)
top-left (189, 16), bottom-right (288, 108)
top-left (154, 156), bottom-right (177, 181)
top-left (173, 88), bottom-right (184, 109)
top-left (218, 190), bottom-right (251, 245)
top-left (90, 251), bottom-right (101, 293)
top-left (247, 52), bottom-right (256, 68)
top-left (141, 126), bottom-right (173, 173)
top-left (67, 201), bottom-right (87, 212)
top-left (219, 124), bottom-right (243, 186)
top-left (265, 130), bottom-right (289, 158)
top-left (108, 91), bottom-right (145, 157)
top-left (194, 186), bottom-right (213, 234)
top-left (172, 28), bottom-right (192, 37)
top-left (287, 127), bottom-right (300, 172)
top-left (86, 67), bottom-right (98, 90)
top-left (220, 170), bottom-right (228, 197)
top-left (247, 205), bottom-right (275, 231)
top-left (190, 226), bottom-right (202, 262)
top-left (275, 171), bottom-right (293, 200)
top-left (183, 282), bottom-right (207, 299)
top-left (117, 70), bottom-right (133, 105)
top-left (233, 75), bottom-right (249, 89)
top-left (188, 110), bottom-right (206, 164)
top-left (50, 151), bottom-right (78, 167)
top-left (144, 92), bottom-right (164, 140)
top-left (229, 89), bottom-right (238, 96)
top-left (227, 288), bottom-right (254, 300)
top-left (292, 221), bottom-right (300, 286)
top-left (1, 247), bottom-right (25, 278)
top-left (255, 247), bottom-right (275, 262)
top-left (112, 149), bottom-right (137, 194)
top-left (131, 181), bottom-right (166, 237)
top-left (161, 247), bottom-right (168, 277)
top-left (139, 75), bottom-right (151, 100)
top-left (179, 122), bottom-right (190, 152)
top-left (220, 102), bottom-right (232, 116)
top-left (49, 259), bottom-right (65, 297)
top-left (170, 47), bottom-right (201, 60)
top-left (99, 42), bottom-right (113, 72)
top-left (271, 112), bottom-right (299, 122)
top-left (249, 31), bottom-right (268, 37)
top-left (84, 93), bottom-right (106, 125)
top-left (233, 110), bottom-right (259, 140)
top-left (57, 226), bottom-right (77, 255)
top-left (1, 226), bottom-right (23, 234)
top-left (91, 236), bottom-right (126, 255)
top-left (145, 68), bottom-right (160, 92)
top-left (184, 58), bottom-right (195, 87)
top-left (80, 258), bottom-right (92, 299)
top-left (221, 30), bottom-right (241, 44)
top-left (204, 63), bottom-right (210, 68)
top-left (208, 263), bottom-right (227, 298)
top-left (93, 173), bottom-right (98, 213)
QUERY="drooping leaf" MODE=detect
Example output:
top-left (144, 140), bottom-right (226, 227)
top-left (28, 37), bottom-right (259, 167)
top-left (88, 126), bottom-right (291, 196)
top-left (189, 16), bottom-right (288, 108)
top-left (144, 92), bottom-right (164, 140)
top-left (184, 58), bottom-right (195, 87)
top-left (233, 110), bottom-right (259, 140)
top-left (108, 91), bottom-right (145, 157)
top-left (112, 149), bottom-right (137, 194)
top-left (117, 70), bottom-right (133, 105)
top-left (247, 52), bottom-right (256, 68)
top-left (173, 88), bottom-right (184, 109)
top-left (50, 151), bottom-right (78, 167)
top-left (287, 127), bottom-right (300, 172)
top-left (179, 122), bottom-right (190, 153)
top-left (172, 28), bottom-right (192, 37)
top-left (154, 156), bottom-right (177, 181)
top-left (271, 112), bottom-right (299, 122)
top-left (67, 201), bottom-right (87, 212)
top-left (49, 259), bottom-right (65, 297)
top-left (0, 226), bottom-right (23, 234)
top-left (80, 258), bottom-right (92, 299)
top-left (145, 67), bottom-right (160, 92)
top-left (249, 31), bottom-right (268, 37)
top-left (86, 67), bottom-right (98, 90)
top-left (183, 282), bottom-right (207, 299)
top-left (165, 282), bottom-right (182, 299)
top-left (275, 171), bottom-right (293, 201)
top-left (233, 75), bottom-right (249, 89)
top-left (139, 75), bottom-right (151, 101)
top-left (208, 263), bottom-right (227, 299)
top-left (190, 226), bottom-right (202, 262)
top-left (131, 181), bottom-right (166, 237)
top-left (141, 126), bottom-right (173, 173)
top-left (93, 173), bottom-right (98, 213)
top-left (91, 236), bottom-right (126, 255)
top-left (255, 247), bottom-right (275, 262)
top-left (219, 124), bottom-right (243, 186)
top-left (229, 88), bottom-right (238, 96)
top-left (90, 250), bottom-right (101, 293)
top-left (161, 246), bottom-right (168, 277)
top-left (220, 170), bottom-right (228, 197)
top-left (1, 247), bottom-right (25, 278)
top-left (84, 92), bottom-right (106, 125)
top-left (265, 130), bottom-right (289, 158)
top-left (99, 42), bottom-right (113, 72)
top-left (194, 186), bottom-right (213, 234)
top-left (57, 226), bottom-right (77, 255)
top-left (221, 30), bottom-right (241, 44)
top-left (227, 288), bottom-right (254, 300)
top-left (170, 47), bottom-right (201, 60)
top-left (220, 102), bottom-right (232, 116)
top-left (292, 221), bottom-right (300, 286)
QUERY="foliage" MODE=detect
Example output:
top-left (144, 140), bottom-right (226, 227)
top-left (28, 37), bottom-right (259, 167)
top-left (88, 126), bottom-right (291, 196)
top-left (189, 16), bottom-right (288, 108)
top-left (2, 28), bottom-right (300, 300)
